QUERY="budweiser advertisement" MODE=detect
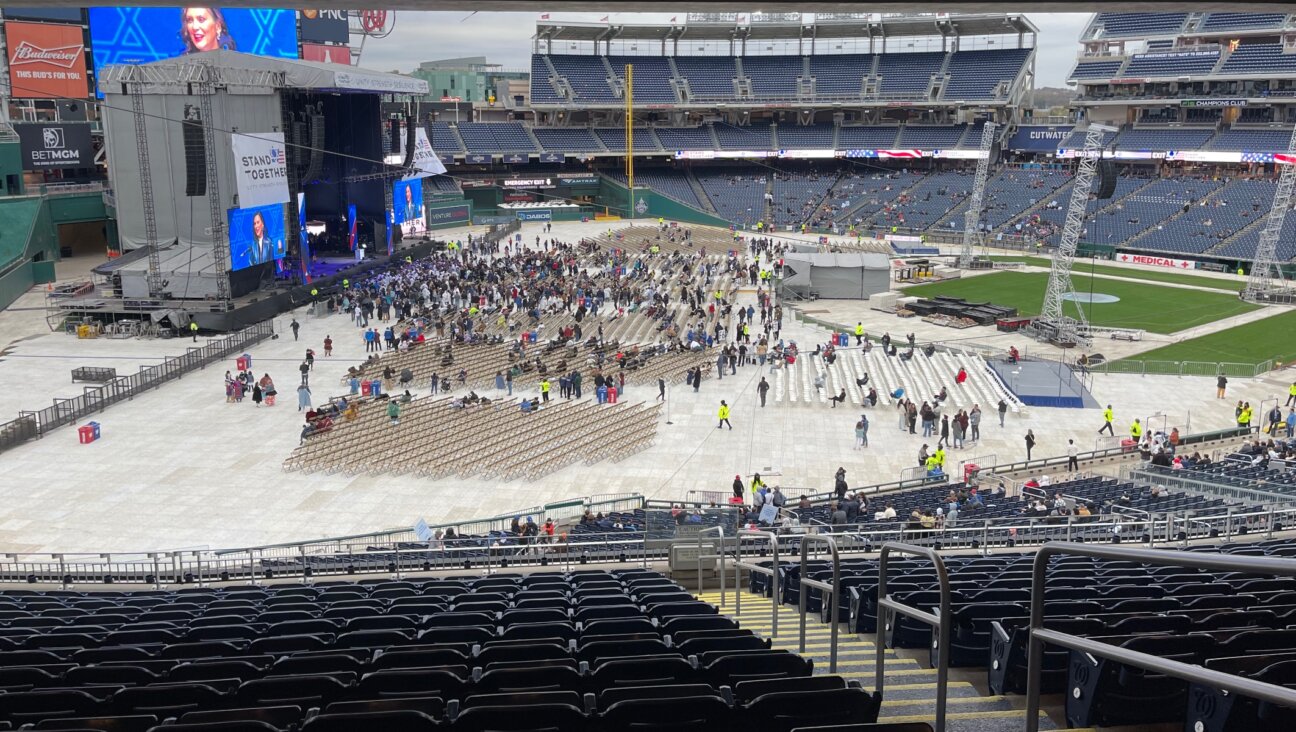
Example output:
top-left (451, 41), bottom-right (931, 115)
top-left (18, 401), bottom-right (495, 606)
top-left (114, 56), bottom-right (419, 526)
top-left (301, 43), bottom-right (352, 65)
top-left (5, 21), bottom-right (89, 99)
top-left (1115, 253), bottom-right (1197, 271)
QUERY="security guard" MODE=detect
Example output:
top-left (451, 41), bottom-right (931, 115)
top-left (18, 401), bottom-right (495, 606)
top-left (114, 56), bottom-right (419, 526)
top-left (1130, 418), bottom-right (1142, 440)
top-left (1099, 404), bottom-right (1114, 436)
top-left (854, 322), bottom-right (865, 346)
top-left (189, 320), bottom-right (199, 342)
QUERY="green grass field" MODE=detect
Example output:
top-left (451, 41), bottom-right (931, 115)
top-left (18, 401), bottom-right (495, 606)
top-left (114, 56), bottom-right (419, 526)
top-left (902, 271), bottom-right (1259, 334)
top-left (987, 256), bottom-right (1243, 292)
top-left (1117, 310), bottom-right (1296, 365)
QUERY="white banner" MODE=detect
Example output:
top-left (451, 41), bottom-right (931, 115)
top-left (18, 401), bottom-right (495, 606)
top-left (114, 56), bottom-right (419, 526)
top-left (230, 132), bottom-right (290, 208)
top-left (395, 126), bottom-right (448, 180)
top-left (1114, 253), bottom-right (1196, 271)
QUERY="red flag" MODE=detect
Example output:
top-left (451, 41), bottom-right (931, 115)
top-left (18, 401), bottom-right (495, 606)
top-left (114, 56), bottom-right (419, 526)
top-left (540, 13), bottom-right (550, 19)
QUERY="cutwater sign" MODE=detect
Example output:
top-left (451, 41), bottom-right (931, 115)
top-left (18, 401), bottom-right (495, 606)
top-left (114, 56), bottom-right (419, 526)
top-left (516, 209), bottom-right (552, 221)
top-left (1007, 125), bottom-right (1073, 151)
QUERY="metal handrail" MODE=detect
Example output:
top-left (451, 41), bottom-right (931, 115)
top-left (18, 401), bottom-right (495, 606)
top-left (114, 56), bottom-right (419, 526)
top-left (797, 534), bottom-right (841, 673)
top-left (732, 528), bottom-right (779, 637)
top-left (877, 542), bottom-right (952, 732)
top-left (695, 526), bottom-right (726, 605)
top-left (1024, 542), bottom-right (1296, 732)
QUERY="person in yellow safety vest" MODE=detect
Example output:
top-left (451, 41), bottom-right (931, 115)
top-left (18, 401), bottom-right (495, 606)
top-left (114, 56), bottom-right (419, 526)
top-left (540, 378), bottom-right (551, 403)
top-left (1130, 418), bottom-right (1142, 440)
top-left (497, 313), bottom-right (506, 328)
top-left (658, 217), bottom-right (663, 227)
top-left (1288, 381), bottom-right (1296, 408)
top-left (933, 447), bottom-right (946, 468)
top-left (1237, 267), bottom-right (1244, 276)
top-left (742, 323), bottom-right (750, 340)
top-left (714, 290), bottom-right (723, 301)
top-left (650, 244), bottom-right (660, 254)
top-left (717, 401), bottom-right (732, 430)
top-left (891, 226), bottom-right (898, 234)
top-left (925, 454), bottom-right (940, 473)
top-left (854, 322), bottom-right (864, 345)
top-left (801, 223), bottom-right (807, 234)
top-left (1099, 405), bottom-right (1114, 436)
top-left (405, 256), bottom-right (413, 264)
top-left (309, 288), bottom-right (318, 299)
top-left (189, 320), bottom-right (199, 342)
top-left (468, 305), bottom-right (478, 316)
top-left (342, 279), bottom-right (349, 289)
top-left (1238, 404), bottom-right (1252, 427)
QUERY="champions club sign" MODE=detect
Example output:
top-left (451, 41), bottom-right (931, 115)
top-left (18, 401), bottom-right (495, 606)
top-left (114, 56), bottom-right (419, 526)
top-left (230, 131), bottom-right (290, 208)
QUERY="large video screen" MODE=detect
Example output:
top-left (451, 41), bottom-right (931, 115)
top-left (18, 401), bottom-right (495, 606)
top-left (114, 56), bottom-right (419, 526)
top-left (88, 8), bottom-right (298, 96)
top-left (227, 202), bottom-right (286, 271)
top-left (393, 178), bottom-right (426, 237)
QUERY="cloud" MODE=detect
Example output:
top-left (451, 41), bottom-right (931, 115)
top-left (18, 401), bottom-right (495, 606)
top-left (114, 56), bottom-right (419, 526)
top-left (359, 11), bottom-right (1092, 89)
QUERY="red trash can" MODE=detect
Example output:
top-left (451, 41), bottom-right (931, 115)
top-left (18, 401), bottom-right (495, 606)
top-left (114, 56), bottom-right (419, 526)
top-left (78, 425), bottom-right (95, 444)
top-left (236, 355), bottom-right (250, 371)
top-left (362, 381), bottom-right (373, 396)
top-left (608, 386), bottom-right (618, 404)
top-left (1120, 438), bottom-right (1136, 453)
top-left (963, 463), bottom-right (980, 483)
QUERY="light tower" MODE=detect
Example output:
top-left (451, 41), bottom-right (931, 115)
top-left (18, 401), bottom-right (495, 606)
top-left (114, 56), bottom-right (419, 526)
top-left (1242, 123), bottom-right (1296, 304)
top-left (1028, 123), bottom-right (1114, 347)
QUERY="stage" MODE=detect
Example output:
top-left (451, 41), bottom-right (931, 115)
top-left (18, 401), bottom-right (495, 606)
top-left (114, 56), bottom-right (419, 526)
top-left (988, 357), bottom-right (1099, 410)
top-left (53, 239), bottom-right (444, 332)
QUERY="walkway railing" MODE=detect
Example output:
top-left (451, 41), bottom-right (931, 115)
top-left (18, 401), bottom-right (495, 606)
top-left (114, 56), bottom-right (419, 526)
top-left (877, 542), bottom-right (952, 732)
top-left (797, 534), bottom-right (841, 673)
top-left (732, 528), bottom-right (780, 636)
top-left (0, 321), bottom-right (275, 456)
top-left (1023, 543), bottom-right (1296, 732)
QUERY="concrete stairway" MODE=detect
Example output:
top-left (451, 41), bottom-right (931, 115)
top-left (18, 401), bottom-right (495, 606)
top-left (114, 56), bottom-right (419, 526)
top-left (697, 589), bottom-right (1081, 731)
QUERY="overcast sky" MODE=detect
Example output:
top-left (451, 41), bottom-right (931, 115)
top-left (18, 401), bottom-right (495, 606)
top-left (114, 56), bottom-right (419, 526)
top-left (359, 12), bottom-right (1092, 89)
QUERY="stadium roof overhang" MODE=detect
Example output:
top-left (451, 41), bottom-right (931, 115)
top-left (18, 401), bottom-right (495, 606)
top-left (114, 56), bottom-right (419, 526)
top-left (535, 14), bottom-right (1038, 43)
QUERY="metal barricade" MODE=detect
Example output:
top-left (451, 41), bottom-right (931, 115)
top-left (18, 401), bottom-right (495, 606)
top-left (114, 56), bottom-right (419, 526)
top-left (877, 542), bottom-right (951, 732)
top-left (695, 526), bottom-right (726, 604)
top-left (732, 529), bottom-right (779, 637)
top-left (797, 534), bottom-right (841, 673)
top-left (1024, 542), bottom-right (1296, 732)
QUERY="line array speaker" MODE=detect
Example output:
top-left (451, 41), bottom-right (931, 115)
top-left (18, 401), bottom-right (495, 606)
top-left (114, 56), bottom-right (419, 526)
top-left (1096, 159), bottom-right (1117, 200)
top-left (182, 118), bottom-right (206, 197)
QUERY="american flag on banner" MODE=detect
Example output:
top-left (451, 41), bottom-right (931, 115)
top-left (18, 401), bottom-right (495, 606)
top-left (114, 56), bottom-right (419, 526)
top-left (1242, 152), bottom-right (1274, 164)
top-left (876, 149), bottom-right (924, 159)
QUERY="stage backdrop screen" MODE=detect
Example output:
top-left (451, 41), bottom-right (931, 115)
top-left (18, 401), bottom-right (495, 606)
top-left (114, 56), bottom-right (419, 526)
top-left (392, 178), bottom-right (426, 236)
top-left (88, 8), bottom-right (298, 96)
top-left (227, 203), bottom-right (287, 271)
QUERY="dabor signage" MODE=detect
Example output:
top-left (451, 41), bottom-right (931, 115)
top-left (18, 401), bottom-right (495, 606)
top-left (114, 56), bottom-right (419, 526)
top-left (5, 21), bottom-right (88, 99)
